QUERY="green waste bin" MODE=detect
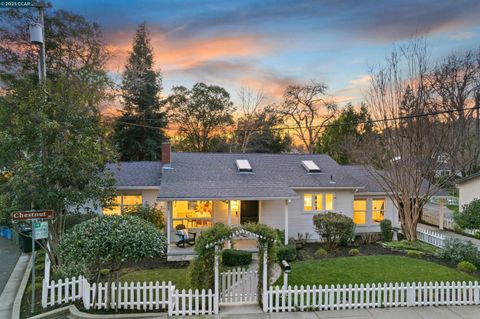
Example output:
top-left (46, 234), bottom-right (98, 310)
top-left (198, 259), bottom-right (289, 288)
top-left (18, 230), bottom-right (33, 253)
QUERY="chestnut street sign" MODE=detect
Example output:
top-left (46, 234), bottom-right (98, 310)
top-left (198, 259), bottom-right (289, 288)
top-left (11, 210), bottom-right (54, 221)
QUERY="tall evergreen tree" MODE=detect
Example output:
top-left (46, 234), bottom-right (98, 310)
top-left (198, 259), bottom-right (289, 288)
top-left (113, 23), bottom-right (166, 161)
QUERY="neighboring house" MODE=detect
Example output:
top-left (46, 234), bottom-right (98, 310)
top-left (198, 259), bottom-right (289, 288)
top-left (100, 143), bottom-right (403, 247)
top-left (457, 172), bottom-right (480, 209)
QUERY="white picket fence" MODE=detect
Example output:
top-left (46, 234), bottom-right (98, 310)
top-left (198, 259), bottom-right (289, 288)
top-left (220, 268), bottom-right (258, 304)
top-left (266, 281), bottom-right (480, 312)
top-left (41, 276), bottom-right (84, 308)
top-left (168, 288), bottom-right (216, 316)
top-left (42, 277), bottom-right (216, 316)
top-left (417, 227), bottom-right (446, 248)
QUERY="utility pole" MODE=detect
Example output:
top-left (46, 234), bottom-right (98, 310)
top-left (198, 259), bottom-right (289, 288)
top-left (30, 2), bottom-right (50, 82)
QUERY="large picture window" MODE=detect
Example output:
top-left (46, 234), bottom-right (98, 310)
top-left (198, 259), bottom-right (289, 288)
top-left (353, 199), bottom-right (367, 224)
top-left (103, 194), bottom-right (142, 215)
top-left (173, 200), bottom-right (213, 229)
top-left (303, 193), bottom-right (333, 212)
top-left (372, 199), bottom-right (385, 223)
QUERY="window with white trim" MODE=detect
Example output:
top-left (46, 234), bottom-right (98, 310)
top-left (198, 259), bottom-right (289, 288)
top-left (303, 193), bottom-right (334, 212)
top-left (103, 194), bottom-right (142, 215)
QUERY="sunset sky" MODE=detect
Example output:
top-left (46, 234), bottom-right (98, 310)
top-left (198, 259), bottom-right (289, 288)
top-left (53, 0), bottom-right (480, 106)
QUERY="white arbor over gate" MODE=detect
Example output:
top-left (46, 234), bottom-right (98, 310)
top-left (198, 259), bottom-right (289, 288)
top-left (204, 227), bottom-right (276, 312)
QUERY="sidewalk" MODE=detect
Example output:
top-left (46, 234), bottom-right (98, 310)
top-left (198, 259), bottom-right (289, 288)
top-left (0, 237), bottom-right (22, 294)
top-left (0, 253), bottom-right (29, 319)
top-left (39, 305), bottom-right (480, 319)
top-left (419, 223), bottom-right (480, 248)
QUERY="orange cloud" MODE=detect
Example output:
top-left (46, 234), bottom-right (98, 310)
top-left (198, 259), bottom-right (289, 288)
top-left (105, 31), bottom-right (272, 72)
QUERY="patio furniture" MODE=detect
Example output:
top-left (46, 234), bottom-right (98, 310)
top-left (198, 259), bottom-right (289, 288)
top-left (175, 224), bottom-right (196, 248)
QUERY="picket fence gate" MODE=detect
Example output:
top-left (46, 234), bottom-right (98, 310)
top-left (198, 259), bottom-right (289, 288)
top-left (220, 268), bottom-right (258, 304)
top-left (417, 227), bottom-right (446, 248)
top-left (266, 281), bottom-right (480, 312)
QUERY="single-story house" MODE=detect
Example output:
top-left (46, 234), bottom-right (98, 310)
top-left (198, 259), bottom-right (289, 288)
top-left (457, 171), bottom-right (480, 209)
top-left (95, 143), bottom-right (404, 249)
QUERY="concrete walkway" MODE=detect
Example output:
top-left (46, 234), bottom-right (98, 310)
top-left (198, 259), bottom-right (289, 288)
top-left (419, 223), bottom-right (480, 248)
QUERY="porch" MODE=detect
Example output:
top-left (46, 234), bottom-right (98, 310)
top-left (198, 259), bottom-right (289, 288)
top-left (167, 238), bottom-right (259, 261)
top-left (165, 199), bottom-right (290, 250)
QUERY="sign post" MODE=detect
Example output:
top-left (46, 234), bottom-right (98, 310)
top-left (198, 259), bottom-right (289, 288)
top-left (11, 210), bottom-right (53, 314)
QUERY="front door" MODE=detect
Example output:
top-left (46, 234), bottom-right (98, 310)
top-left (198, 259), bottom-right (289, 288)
top-left (240, 200), bottom-right (259, 224)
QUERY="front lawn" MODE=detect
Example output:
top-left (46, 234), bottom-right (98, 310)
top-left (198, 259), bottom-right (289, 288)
top-left (280, 255), bottom-right (478, 286)
top-left (120, 267), bottom-right (190, 290)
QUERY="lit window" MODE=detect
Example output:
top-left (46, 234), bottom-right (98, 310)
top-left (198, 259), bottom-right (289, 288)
top-left (103, 194), bottom-right (142, 215)
top-left (353, 199), bottom-right (367, 224)
top-left (372, 199), bottom-right (385, 223)
top-left (314, 194), bottom-right (323, 210)
top-left (325, 193), bottom-right (334, 211)
top-left (173, 200), bottom-right (213, 229)
top-left (304, 194), bottom-right (313, 211)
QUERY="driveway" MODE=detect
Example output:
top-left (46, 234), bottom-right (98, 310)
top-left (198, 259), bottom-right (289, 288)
top-left (423, 203), bottom-right (454, 220)
top-left (0, 237), bottom-right (21, 295)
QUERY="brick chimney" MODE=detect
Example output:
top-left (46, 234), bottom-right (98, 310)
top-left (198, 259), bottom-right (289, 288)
top-left (161, 141), bottom-right (171, 165)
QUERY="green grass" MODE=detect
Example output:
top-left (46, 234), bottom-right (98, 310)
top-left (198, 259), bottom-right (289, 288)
top-left (280, 255), bottom-right (478, 286)
top-left (119, 268), bottom-right (190, 290)
top-left (383, 240), bottom-right (439, 255)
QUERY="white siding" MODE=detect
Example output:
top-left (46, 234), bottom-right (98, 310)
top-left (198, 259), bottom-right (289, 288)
top-left (287, 190), bottom-right (354, 241)
top-left (459, 177), bottom-right (480, 209)
top-left (260, 200), bottom-right (286, 230)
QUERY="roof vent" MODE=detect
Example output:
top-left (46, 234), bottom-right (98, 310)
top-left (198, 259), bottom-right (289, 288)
top-left (236, 159), bottom-right (252, 173)
top-left (302, 160), bottom-right (321, 173)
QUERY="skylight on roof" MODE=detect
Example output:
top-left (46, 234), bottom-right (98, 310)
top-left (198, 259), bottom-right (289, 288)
top-left (236, 159), bottom-right (252, 173)
top-left (302, 160), bottom-right (321, 173)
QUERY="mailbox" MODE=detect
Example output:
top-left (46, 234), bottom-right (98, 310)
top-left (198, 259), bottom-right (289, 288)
top-left (281, 260), bottom-right (291, 273)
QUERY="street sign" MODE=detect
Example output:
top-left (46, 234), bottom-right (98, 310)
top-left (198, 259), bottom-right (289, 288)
top-left (33, 221), bottom-right (48, 239)
top-left (11, 210), bottom-right (54, 221)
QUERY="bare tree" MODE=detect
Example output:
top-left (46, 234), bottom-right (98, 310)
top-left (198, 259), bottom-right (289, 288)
top-left (362, 39), bottom-right (452, 240)
top-left (431, 48), bottom-right (480, 176)
top-left (280, 81), bottom-right (337, 153)
top-left (236, 88), bottom-right (266, 153)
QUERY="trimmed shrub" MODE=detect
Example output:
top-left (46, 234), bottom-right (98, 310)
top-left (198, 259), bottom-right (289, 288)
top-left (437, 238), bottom-right (480, 266)
top-left (275, 229), bottom-right (285, 246)
top-left (349, 248), bottom-right (360, 256)
top-left (313, 212), bottom-right (355, 249)
top-left (457, 261), bottom-right (478, 273)
top-left (406, 250), bottom-right (422, 258)
top-left (380, 219), bottom-right (393, 242)
top-left (277, 245), bottom-right (297, 262)
top-left (222, 249), bottom-right (252, 267)
top-left (314, 248), bottom-right (328, 258)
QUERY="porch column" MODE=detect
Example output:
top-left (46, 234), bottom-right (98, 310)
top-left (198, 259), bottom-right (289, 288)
top-left (439, 198), bottom-right (445, 230)
top-left (166, 201), bottom-right (172, 243)
top-left (284, 200), bottom-right (289, 245)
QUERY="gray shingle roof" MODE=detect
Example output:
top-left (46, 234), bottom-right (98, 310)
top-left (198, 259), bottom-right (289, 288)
top-left (106, 162), bottom-right (162, 188)
top-left (157, 153), bottom-right (364, 199)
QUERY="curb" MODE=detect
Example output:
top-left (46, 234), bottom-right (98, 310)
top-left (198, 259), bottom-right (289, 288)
top-left (12, 254), bottom-right (32, 319)
top-left (29, 305), bottom-right (169, 319)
